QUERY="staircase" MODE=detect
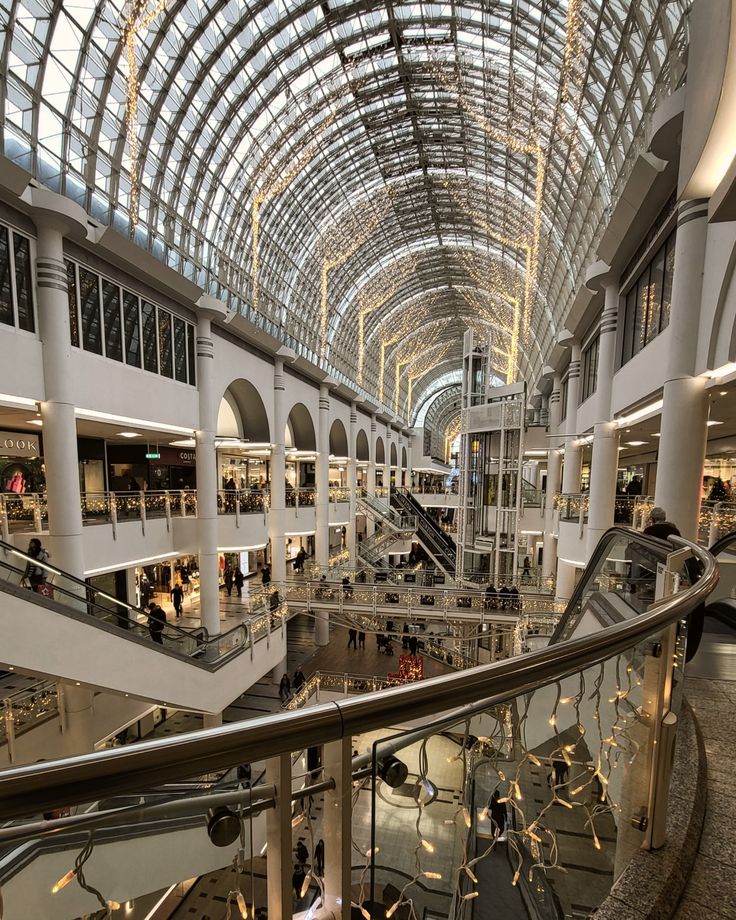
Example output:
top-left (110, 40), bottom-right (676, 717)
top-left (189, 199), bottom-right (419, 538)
top-left (390, 488), bottom-right (457, 573)
top-left (0, 541), bottom-right (287, 712)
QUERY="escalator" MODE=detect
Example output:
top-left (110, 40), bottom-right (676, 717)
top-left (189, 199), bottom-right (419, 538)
top-left (391, 487), bottom-right (457, 573)
top-left (0, 541), bottom-right (287, 712)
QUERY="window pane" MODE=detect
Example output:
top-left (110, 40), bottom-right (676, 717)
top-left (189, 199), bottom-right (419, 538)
top-left (123, 291), bottom-right (141, 368)
top-left (141, 301), bottom-right (158, 373)
top-left (101, 280), bottom-right (123, 361)
top-left (13, 234), bottom-right (34, 332)
top-left (633, 272), bottom-right (648, 358)
top-left (173, 316), bottom-right (187, 382)
top-left (660, 233), bottom-right (675, 331)
top-left (645, 246), bottom-right (665, 345)
top-left (79, 268), bottom-right (102, 354)
top-left (187, 324), bottom-right (196, 386)
top-left (66, 260), bottom-right (79, 346)
top-left (158, 309), bottom-right (173, 378)
top-left (0, 226), bottom-right (13, 326)
top-left (622, 289), bottom-right (636, 364)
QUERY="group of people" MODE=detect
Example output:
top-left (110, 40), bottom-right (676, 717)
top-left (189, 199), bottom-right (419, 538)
top-left (223, 564), bottom-right (245, 598)
top-left (279, 668), bottom-right (306, 703)
top-left (347, 627), bottom-right (366, 649)
top-left (292, 838), bottom-right (324, 900)
top-left (483, 584), bottom-right (522, 611)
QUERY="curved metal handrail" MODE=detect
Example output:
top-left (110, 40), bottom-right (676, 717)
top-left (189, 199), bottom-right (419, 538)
top-left (0, 528), bottom-right (717, 819)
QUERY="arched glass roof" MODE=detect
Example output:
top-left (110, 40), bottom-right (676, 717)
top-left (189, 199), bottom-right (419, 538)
top-left (0, 0), bottom-right (688, 418)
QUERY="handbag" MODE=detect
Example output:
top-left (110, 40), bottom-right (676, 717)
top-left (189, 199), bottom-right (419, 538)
top-left (34, 582), bottom-right (54, 599)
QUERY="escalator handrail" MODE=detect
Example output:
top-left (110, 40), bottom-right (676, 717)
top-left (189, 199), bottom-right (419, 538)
top-left (0, 539), bottom-right (254, 656)
top-left (0, 528), bottom-right (716, 818)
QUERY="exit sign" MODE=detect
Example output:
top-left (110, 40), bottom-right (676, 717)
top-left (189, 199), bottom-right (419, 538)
top-left (145, 452), bottom-right (161, 460)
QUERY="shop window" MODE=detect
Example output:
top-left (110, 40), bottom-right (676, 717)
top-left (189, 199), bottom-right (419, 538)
top-left (66, 260), bottom-right (80, 346)
top-left (141, 301), bottom-right (158, 373)
top-left (621, 228), bottom-right (676, 365)
top-left (79, 267), bottom-right (102, 354)
top-left (173, 315), bottom-right (187, 382)
top-left (101, 280), bottom-right (123, 362)
top-left (580, 335), bottom-right (599, 403)
top-left (12, 234), bottom-right (34, 332)
top-left (158, 308), bottom-right (173, 378)
top-left (0, 226), bottom-right (12, 326)
top-left (123, 290), bottom-right (141, 368)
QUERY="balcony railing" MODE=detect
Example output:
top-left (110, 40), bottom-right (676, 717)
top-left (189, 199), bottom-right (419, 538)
top-left (0, 528), bottom-right (715, 920)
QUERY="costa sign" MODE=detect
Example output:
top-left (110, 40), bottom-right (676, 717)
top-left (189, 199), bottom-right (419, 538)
top-left (0, 431), bottom-right (40, 458)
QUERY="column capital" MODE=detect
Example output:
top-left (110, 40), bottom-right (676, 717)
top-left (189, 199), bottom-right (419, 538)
top-left (584, 259), bottom-right (619, 293)
top-left (195, 294), bottom-right (229, 322)
top-left (25, 186), bottom-right (89, 240)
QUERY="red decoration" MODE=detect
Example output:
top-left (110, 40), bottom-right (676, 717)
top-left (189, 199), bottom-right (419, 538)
top-left (388, 655), bottom-right (424, 684)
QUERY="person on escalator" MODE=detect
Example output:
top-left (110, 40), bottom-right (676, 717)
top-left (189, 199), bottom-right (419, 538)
top-left (21, 538), bottom-right (50, 592)
top-left (147, 602), bottom-right (167, 645)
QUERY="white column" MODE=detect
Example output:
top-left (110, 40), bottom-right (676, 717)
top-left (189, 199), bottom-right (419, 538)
top-left (265, 753), bottom-right (293, 918)
top-left (194, 302), bottom-right (223, 638)
top-left (347, 402), bottom-right (358, 565)
top-left (315, 382), bottom-right (331, 645)
top-left (269, 357), bottom-right (287, 585)
top-left (586, 288), bottom-right (620, 556)
top-left (322, 738), bottom-right (352, 915)
top-left (33, 198), bottom-right (94, 746)
top-left (270, 355), bottom-right (289, 683)
top-left (655, 200), bottom-right (710, 541)
top-left (542, 449), bottom-right (562, 580)
top-left (366, 414), bottom-right (377, 537)
top-left (556, 345), bottom-right (582, 603)
top-left (561, 342), bottom-right (583, 494)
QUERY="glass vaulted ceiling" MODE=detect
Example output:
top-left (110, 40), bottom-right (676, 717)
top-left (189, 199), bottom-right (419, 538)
top-left (0, 0), bottom-right (688, 420)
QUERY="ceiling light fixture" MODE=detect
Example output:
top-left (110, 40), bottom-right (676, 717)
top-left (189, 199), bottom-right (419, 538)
top-left (117, 431), bottom-right (141, 438)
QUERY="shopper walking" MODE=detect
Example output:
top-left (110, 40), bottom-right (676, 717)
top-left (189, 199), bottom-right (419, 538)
top-left (409, 634), bottom-right (418, 657)
top-left (347, 627), bottom-right (357, 649)
top-left (170, 582), bottom-right (184, 618)
top-left (489, 789), bottom-right (507, 840)
top-left (293, 669), bottom-right (306, 691)
top-left (234, 567), bottom-right (245, 599)
top-left (358, 630), bottom-right (365, 649)
top-left (261, 563), bottom-right (271, 587)
top-left (521, 556), bottom-right (531, 584)
top-left (21, 538), bottom-right (50, 591)
top-left (224, 565), bottom-right (234, 597)
top-left (279, 673), bottom-right (291, 702)
top-left (314, 838), bottom-right (325, 877)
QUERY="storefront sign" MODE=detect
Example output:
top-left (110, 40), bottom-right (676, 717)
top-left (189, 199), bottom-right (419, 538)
top-left (148, 447), bottom-right (197, 466)
top-left (0, 431), bottom-right (40, 458)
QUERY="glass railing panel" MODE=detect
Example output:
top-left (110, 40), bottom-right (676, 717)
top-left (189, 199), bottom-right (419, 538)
top-left (359, 616), bottom-right (679, 919)
top-left (79, 492), bottom-right (113, 524)
top-left (112, 491), bottom-right (143, 520)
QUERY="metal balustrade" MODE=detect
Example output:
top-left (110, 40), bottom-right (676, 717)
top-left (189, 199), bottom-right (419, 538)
top-left (0, 528), bottom-right (716, 920)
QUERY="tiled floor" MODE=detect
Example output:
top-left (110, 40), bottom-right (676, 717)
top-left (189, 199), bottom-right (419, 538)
top-left (673, 619), bottom-right (736, 918)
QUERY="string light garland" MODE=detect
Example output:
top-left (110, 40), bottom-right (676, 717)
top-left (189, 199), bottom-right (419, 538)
top-left (122, 0), bottom-right (168, 227)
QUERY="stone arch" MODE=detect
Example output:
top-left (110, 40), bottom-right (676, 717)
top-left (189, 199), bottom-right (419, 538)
top-left (390, 441), bottom-right (398, 468)
top-left (286, 402), bottom-right (316, 450)
top-left (218, 379), bottom-right (270, 442)
top-left (356, 429), bottom-right (370, 461)
top-left (375, 436), bottom-right (385, 465)
top-left (329, 418), bottom-right (348, 456)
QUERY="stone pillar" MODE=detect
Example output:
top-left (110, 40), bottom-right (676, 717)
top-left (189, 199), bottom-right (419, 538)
top-left (347, 403), bottom-right (358, 565)
top-left (655, 200), bottom-right (710, 541)
top-left (315, 382), bottom-right (331, 645)
top-left (32, 193), bottom-right (94, 745)
top-left (586, 284), bottom-right (620, 557)
top-left (195, 297), bottom-right (227, 638)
